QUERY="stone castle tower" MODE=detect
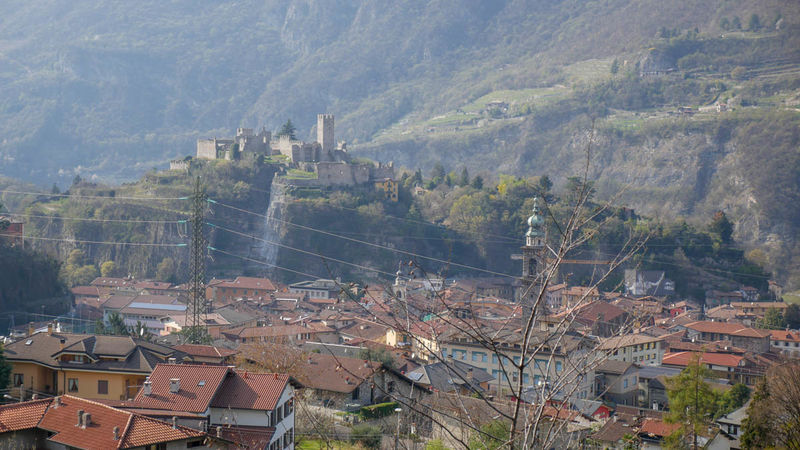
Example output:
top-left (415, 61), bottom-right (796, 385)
top-left (521, 197), bottom-right (547, 319)
top-left (317, 114), bottom-right (334, 153)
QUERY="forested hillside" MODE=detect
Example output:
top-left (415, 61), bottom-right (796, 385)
top-left (0, 0), bottom-right (798, 287)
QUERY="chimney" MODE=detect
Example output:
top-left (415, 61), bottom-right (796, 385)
top-left (83, 413), bottom-right (91, 427)
top-left (169, 378), bottom-right (181, 393)
top-left (27, 323), bottom-right (34, 336)
top-left (172, 416), bottom-right (177, 429)
top-left (467, 368), bottom-right (474, 382)
top-left (47, 323), bottom-right (53, 335)
top-left (216, 426), bottom-right (222, 438)
top-left (364, 360), bottom-right (369, 368)
top-left (142, 380), bottom-right (152, 396)
top-left (59, 338), bottom-right (66, 351)
top-left (77, 410), bottom-right (85, 427)
top-left (113, 426), bottom-right (120, 440)
top-left (168, 357), bottom-right (177, 364)
top-left (53, 397), bottom-right (61, 408)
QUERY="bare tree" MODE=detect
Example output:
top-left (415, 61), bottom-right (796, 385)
top-left (310, 127), bottom-right (651, 449)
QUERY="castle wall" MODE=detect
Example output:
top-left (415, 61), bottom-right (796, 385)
top-left (197, 139), bottom-right (218, 159)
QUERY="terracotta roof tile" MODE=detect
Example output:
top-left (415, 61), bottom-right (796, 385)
top-left (296, 353), bottom-right (381, 393)
top-left (662, 351), bottom-right (744, 368)
top-left (640, 418), bottom-right (680, 437)
top-left (133, 364), bottom-right (231, 413)
top-left (37, 395), bottom-right (204, 450)
top-left (0, 398), bottom-right (51, 432)
top-left (120, 414), bottom-right (205, 448)
top-left (685, 321), bottom-right (772, 338)
top-left (210, 372), bottom-right (289, 410)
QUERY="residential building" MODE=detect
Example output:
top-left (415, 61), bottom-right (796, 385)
top-left (172, 344), bottom-right (238, 364)
top-left (730, 301), bottom-right (788, 318)
top-left (662, 351), bottom-right (763, 385)
top-left (221, 323), bottom-right (338, 345)
top-left (769, 330), bottom-right (800, 358)
top-left (684, 321), bottom-right (772, 353)
top-left (407, 360), bottom-right (494, 395)
top-left (598, 334), bottom-right (665, 366)
top-left (439, 328), bottom-right (595, 399)
top-left (123, 364), bottom-right (297, 449)
top-left (0, 396), bottom-right (216, 449)
top-left (206, 276), bottom-right (278, 304)
top-left (293, 353), bottom-right (425, 410)
top-left (716, 402), bottom-right (748, 447)
top-left (4, 331), bottom-right (187, 401)
top-left (595, 361), bottom-right (639, 406)
top-left (636, 366), bottom-right (683, 410)
top-left (288, 279), bottom-right (341, 299)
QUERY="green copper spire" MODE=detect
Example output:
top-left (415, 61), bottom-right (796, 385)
top-left (526, 197), bottom-right (544, 238)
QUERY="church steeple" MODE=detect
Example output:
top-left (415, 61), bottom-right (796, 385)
top-left (525, 197), bottom-right (545, 247)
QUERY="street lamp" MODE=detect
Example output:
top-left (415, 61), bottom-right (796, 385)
top-left (394, 407), bottom-right (402, 450)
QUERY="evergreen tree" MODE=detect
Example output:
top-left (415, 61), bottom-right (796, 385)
top-left (784, 304), bottom-right (800, 329)
top-left (470, 175), bottom-right (484, 190)
top-left (156, 257), bottom-right (176, 283)
top-left (720, 17), bottom-right (730, 30)
top-left (732, 16), bottom-right (742, 30)
top-left (277, 119), bottom-right (297, 140)
top-left (430, 162), bottom-right (446, 183)
top-left (610, 58), bottom-right (620, 75)
top-left (748, 13), bottom-right (761, 31)
top-left (741, 378), bottom-right (774, 449)
top-left (665, 354), bottom-right (717, 449)
top-left (710, 210), bottom-right (734, 243)
top-left (459, 167), bottom-right (470, 186)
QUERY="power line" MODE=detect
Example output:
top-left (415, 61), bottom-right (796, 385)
top-left (4, 212), bottom-right (186, 224)
top-left (0, 233), bottom-right (187, 247)
top-left (208, 246), bottom-right (322, 279)
top-left (207, 222), bottom-right (397, 277)
top-left (208, 199), bottom-right (519, 279)
top-left (0, 189), bottom-right (189, 201)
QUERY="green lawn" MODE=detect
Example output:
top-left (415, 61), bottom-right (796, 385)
top-left (296, 439), bottom-right (358, 450)
top-left (783, 291), bottom-right (800, 305)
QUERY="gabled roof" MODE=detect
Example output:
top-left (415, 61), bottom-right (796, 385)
top-left (295, 353), bottom-right (382, 394)
top-left (215, 276), bottom-right (277, 291)
top-left (685, 321), bottom-right (772, 338)
top-left (4, 333), bottom-right (185, 374)
top-left (598, 334), bottom-right (663, 350)
top-left (639, 418), bottom-right (680, 438)
top-left (210, 371), bottom-right (289, 410)
top-left (0, 398), bottom-right (51, 432)
top-left (133, 364), bottom-right (231, 413)
top-left (662, 351), bottom-right (744, 368)
top-left (595, 360), bottom-right (636, 376)
top-left (408, 360), bottom-right (494, 393)
top-left (34, 395), bottom-right (204, 449)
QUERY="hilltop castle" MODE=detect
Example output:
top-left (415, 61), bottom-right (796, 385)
top-left (188, 114), bottom-right (395, 191)
top-left (196, 114), bottom-right (347, 164)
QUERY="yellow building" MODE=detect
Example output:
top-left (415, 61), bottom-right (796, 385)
top-left (374, 178), bottom-right (398, 202)
top-left (4, 330), bottom-right (185, 401)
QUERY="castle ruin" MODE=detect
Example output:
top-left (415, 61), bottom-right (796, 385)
top-left (193, 114), bottom-right (394, 188)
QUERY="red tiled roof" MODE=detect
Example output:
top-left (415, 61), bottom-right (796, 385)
top-left (219, 425), bottom-right (275, 448)
top-left (216, 276), bottom-right (277, 291)
top-left (662, 351), bottom-right (744, 368)
top-left (770, 330), bottom-right (800, 342)
top-left (296, 353), bottom-right (381, 393)
top-left (133, 364), bottom-right (231, 413)
top-left (640, 418), bottom-right (680, 437)
top-left (37, 396), bottom-right (204, 449)
top-left (231, 324), bottom-right (334, 339)
top-left (120, 414), bottom-right (204, 448)
top-left (210, 371), bottom-right (289, 410)
top-left (173, 344), bottom-right (237, 358)
top-left (0, 398), bottom-right (51, 432)
top-left (685, 321), bottom-right (772, 338)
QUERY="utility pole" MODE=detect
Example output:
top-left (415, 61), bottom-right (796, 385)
top-left (186, 177), bottom-right (208, 343)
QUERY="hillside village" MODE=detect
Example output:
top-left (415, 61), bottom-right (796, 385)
top-left (0, 197), bottom-right (797, 449)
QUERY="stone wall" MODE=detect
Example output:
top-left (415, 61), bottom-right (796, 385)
top-left (196, 139), bottom-right (218, 159)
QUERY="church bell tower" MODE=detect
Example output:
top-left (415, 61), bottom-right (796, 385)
top-left (521, 197), bottom-right (547, 318)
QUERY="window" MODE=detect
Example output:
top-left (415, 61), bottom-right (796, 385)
top-left (277, 403), bottom-right (284, 422)
top-left (492, 354), bottom-right (498, 364)
top-left (284, 399), bottom-right (294, 416)
top-left (13, 374), bottom-right (23, 387)
top-left (513, 356), bottom-right (521, 364)
top-left (68, 378), bottom-right (79, 393)
top-left (555, 361), bottom-right (563, 372)
top-left (523, 374), bottom-right (530, 384)
top-left (492, 370), bottom-right (501, 379)
top-left (98, 380), bottom-right (108, 395)
top-left (623, 378), bottom-right (628, 389)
